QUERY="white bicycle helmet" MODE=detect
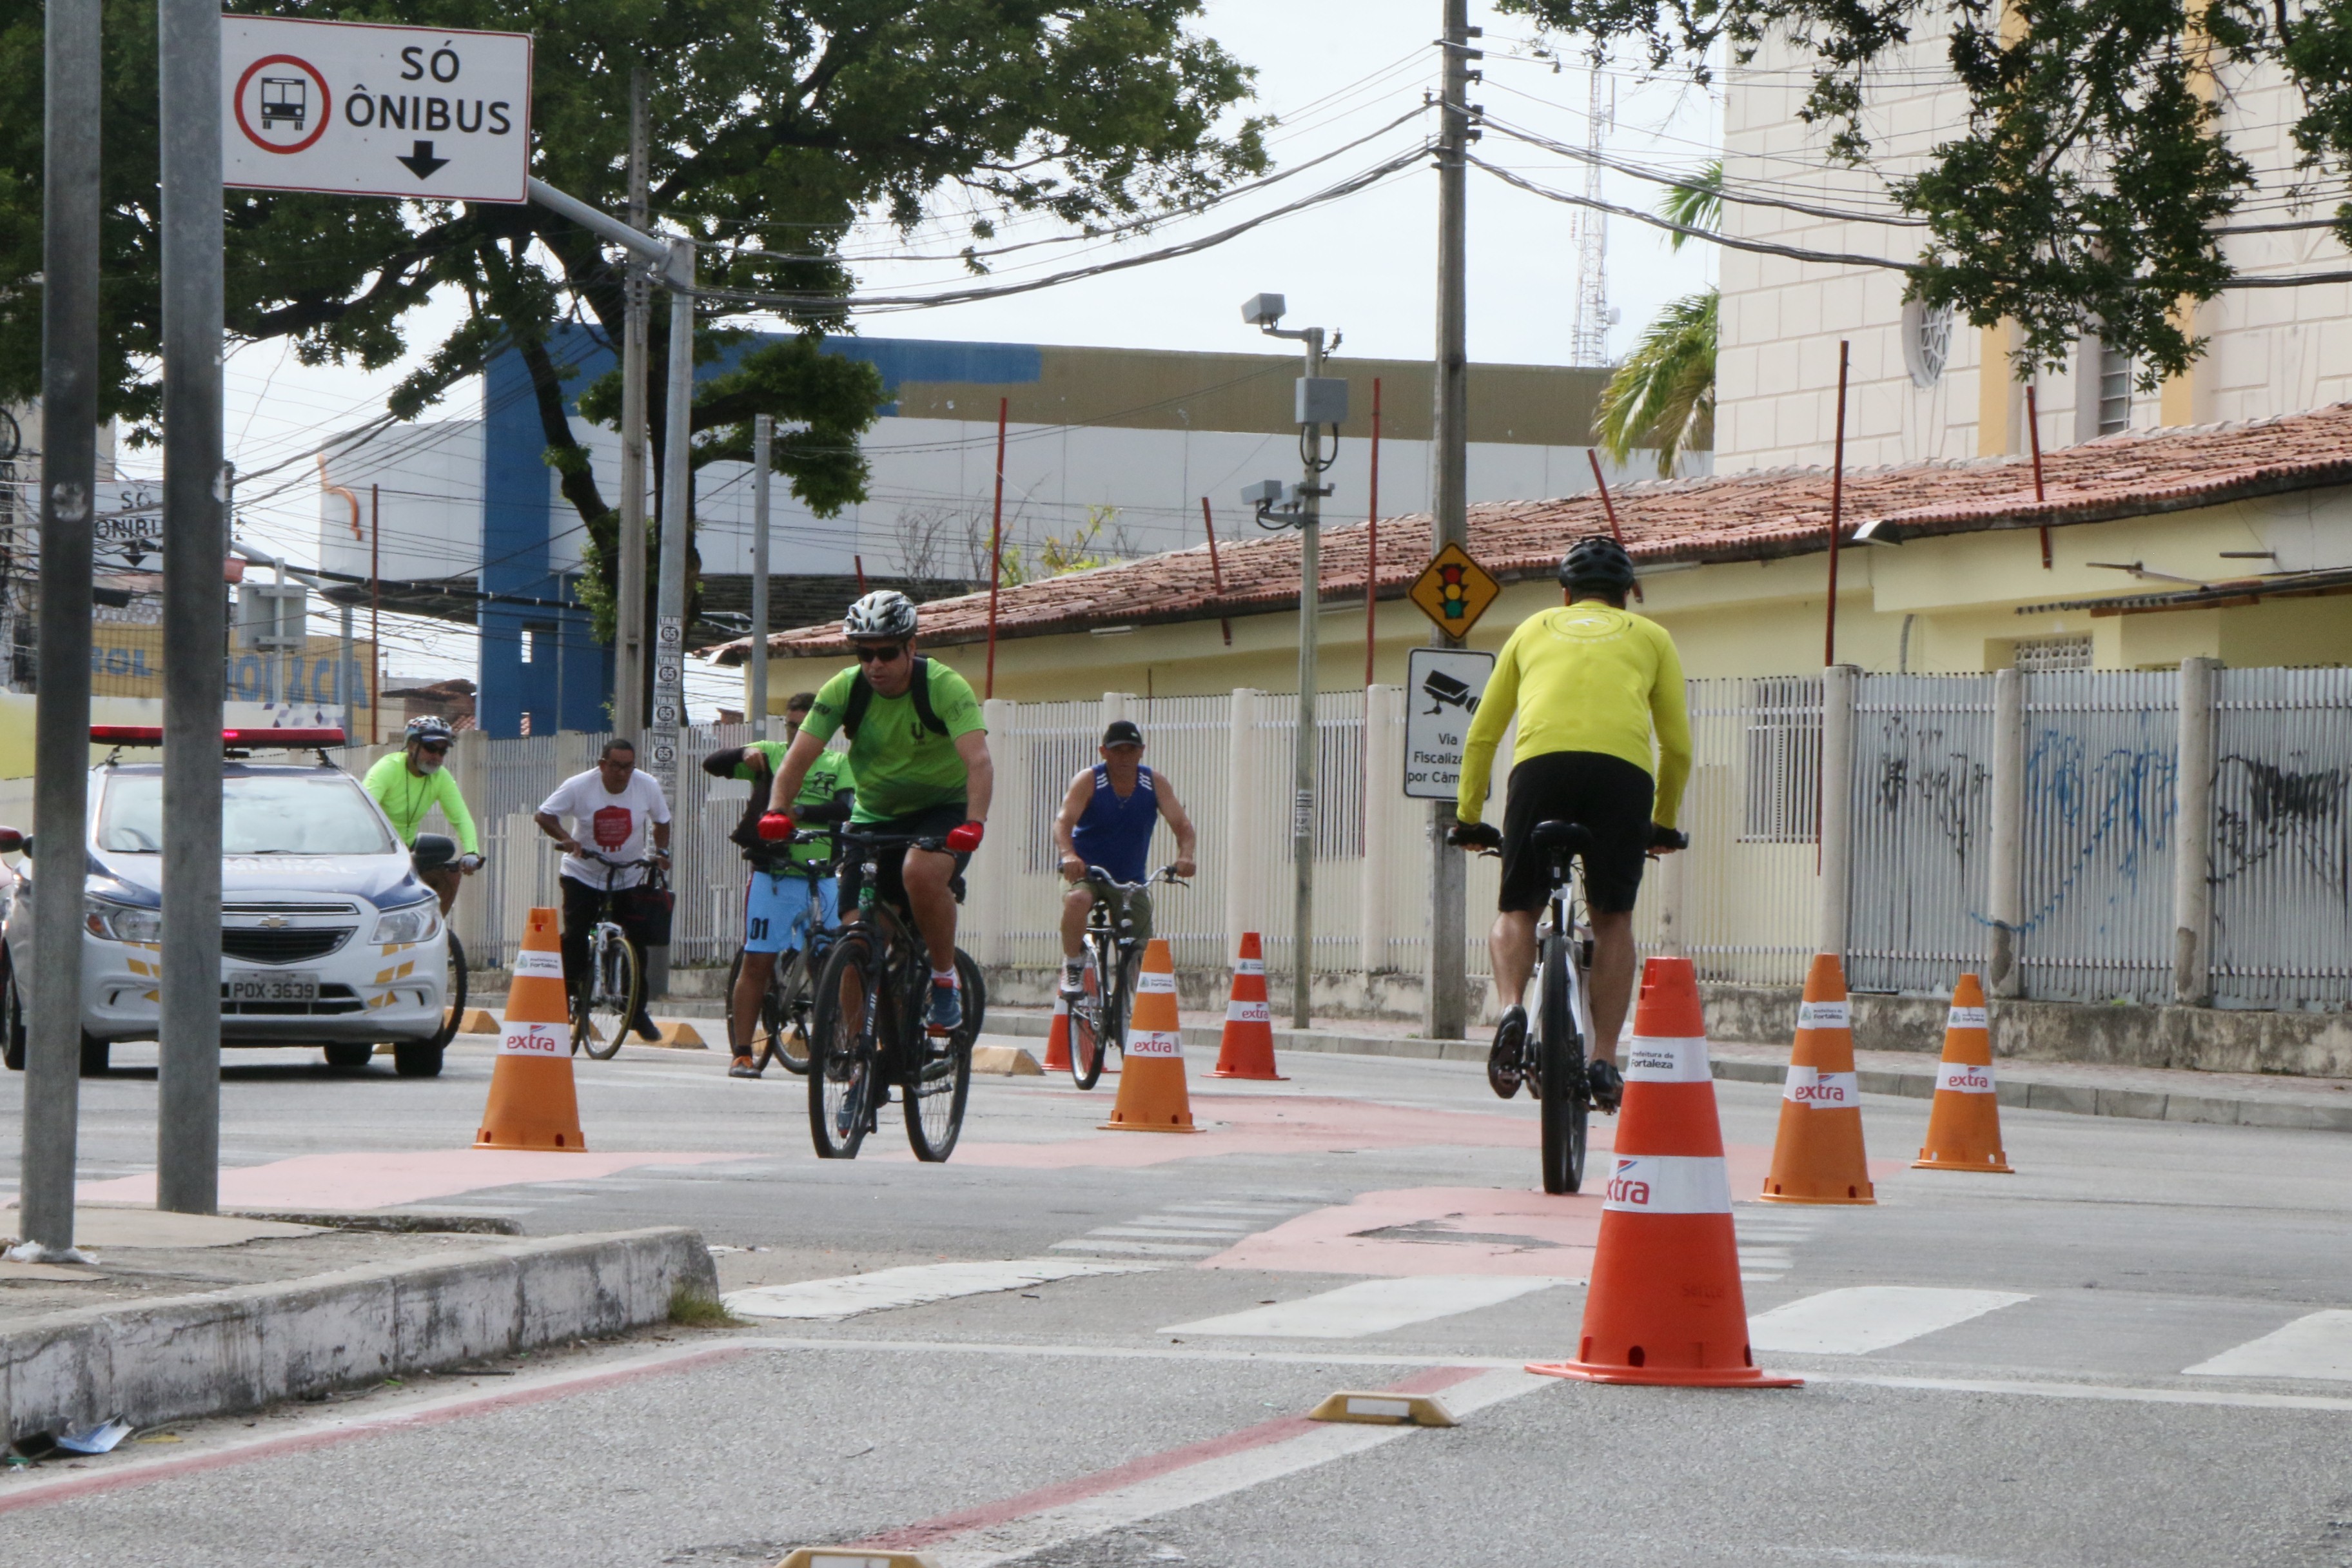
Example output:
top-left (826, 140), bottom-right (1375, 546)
top-left (843, 589), bottom-right (919, 641)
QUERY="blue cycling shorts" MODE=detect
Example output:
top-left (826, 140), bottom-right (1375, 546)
top-left (743, 870), bottom-right (836, 955)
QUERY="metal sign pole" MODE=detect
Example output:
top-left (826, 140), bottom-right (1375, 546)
top-left (17, 0), bottom-right (102, 1260)
top-left (1289, 328), bottom-right (1326, 1029)
top-left (750, 413), bottom-right (771, 732)
top-left (158, 0), bottom-right (226, 1214)
top-left (651, 239), bottom-right (693, 800)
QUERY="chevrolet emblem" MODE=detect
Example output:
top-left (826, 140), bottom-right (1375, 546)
top-left (258, 916), bottom-right (289, 928)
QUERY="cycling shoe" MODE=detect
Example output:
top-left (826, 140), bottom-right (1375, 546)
top-left (1487, 1006), bottom-right (1527, 1099)
top-left (926, 979), bottom-right (963, 1035)
top-left (727, 1054), bottom-right (763, 1079)
top-left (1583, 1057), bottom-right (1625, 1114)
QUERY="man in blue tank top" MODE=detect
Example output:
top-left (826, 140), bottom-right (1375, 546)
top-left (1052, 719), bottom-right (1199, 999)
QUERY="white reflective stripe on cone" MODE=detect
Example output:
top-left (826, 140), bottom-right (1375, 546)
top-left (1782, 1065), bottom-right (1859, 1108)
top-left (1602, 1153), bottom-right (1732, 1215)
top-left (1797, 999), bottom-right (1850, 1031)
top-left (1948, 1005), bottom-right (1988, 1031)
top-left (1938, 1061), bottom-right (1997, 1094)
top-left (1227, 1001), bottom-right (1271, 1023)
top-left (513, 949), bottom-right (562, 979)
top-left (1126, 1030), bottom-right (1182, 1059)
top-left (1136, 970), bottom-right (1177, 994)
top-left (1623, 1034), bottom-right (1710, 1082)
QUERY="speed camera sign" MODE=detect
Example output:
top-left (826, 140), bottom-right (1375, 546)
top-left (222, 15), bottom-right (533, 202)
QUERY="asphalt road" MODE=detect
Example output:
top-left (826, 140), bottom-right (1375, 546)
top-left (6, 1032), bottom-right (2352, 1565)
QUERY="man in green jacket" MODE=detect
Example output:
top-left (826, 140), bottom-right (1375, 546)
top-left (362, 716), bottom-right (481, 913)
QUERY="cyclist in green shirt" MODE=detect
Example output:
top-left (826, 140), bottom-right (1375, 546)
top-left (758, 591), bottom-right (993, 1034)
top-left (362, 717), bottom-right (482, 914)
top-left (701, 691), bottom-right (856, 1078)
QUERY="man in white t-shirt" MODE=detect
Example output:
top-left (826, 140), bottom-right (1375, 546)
top-left (533, 738), bottom-right (672, 1041)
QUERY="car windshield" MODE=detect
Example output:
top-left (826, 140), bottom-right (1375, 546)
top-left (96, 772), bottom-right (397, 856)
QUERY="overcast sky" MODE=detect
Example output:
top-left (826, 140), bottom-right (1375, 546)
top-left (179, 1), bottom-right (1720, 698)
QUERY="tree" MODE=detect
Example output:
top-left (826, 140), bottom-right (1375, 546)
top-left (1497, 1), bottom-right (2352, 386)
top-left (1595, 162), bottom-right (1718, 476)
top-left (0, 0), bottom-right (1266, 648)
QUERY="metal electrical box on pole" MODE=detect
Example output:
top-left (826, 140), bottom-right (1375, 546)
top-left (1426, 0), bottom-right (1481, 1041)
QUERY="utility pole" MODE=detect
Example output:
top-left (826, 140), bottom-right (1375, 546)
top-left (615, 67), bottom-right (650, 738)
top-left (18, 0), bottom-right (101, 1260)
top-left (650, 240), bottom-right (694, 801)
top-left (369, 482), bottom-right (382, 743)
top-left (750, 413), bottom-right (771, 734)
top-left (156, 0), bottom-right (225, 1214)
top-left (1426, 0), bottom-right (1480, 1041)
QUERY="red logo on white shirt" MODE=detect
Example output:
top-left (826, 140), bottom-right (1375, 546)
top-left (591, 805), bottom-right (633, 848)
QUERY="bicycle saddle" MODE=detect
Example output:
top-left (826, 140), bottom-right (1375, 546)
top-left (1529, 819), bottom-right (1592, 852)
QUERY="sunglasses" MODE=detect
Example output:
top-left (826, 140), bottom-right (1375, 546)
top-left (854, 643), bottom-right (908, 664)
top-left (416, 743), bottom-right (449, 756)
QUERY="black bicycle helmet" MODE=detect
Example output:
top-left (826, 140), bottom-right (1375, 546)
top-left (1558, 534), bottom-right (1637, 596)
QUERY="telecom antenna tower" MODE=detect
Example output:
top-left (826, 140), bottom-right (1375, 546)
top-left (1571, 58), bottom-right (1615, 366)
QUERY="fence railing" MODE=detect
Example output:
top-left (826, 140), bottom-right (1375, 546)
top-left (313, 661), bottom-right (2349, 1013)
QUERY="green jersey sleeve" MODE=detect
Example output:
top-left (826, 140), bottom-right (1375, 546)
top-left (799, 667), bottom-right (859, 746)
top-left (926, 662), bottom-right (986, 738)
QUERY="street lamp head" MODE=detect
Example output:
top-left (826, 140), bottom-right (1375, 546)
top-left (1240, 292), bottom-right (1286, 329)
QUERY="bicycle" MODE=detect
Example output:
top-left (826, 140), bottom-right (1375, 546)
top-left (407, 833), bottom-right (468, 1076)
top-left (1454, 819), bottom-right (1687, 1195)
top-left (807, 828), bottom-right (986, 1162)
top-left (565, 848), bottom-right (658, 1061)
top-left (725, 830), bottom-right (841, 1077)
top-left (1064, 863), bottom-right (1188, 1092)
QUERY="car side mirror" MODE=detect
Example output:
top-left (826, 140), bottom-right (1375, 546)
top-left (0, 827), bottom-right (23, 854)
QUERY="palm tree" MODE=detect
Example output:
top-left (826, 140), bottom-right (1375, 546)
top-left (1594, 162), bottom-right (1721, 478)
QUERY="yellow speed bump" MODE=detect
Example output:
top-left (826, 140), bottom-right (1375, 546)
top-left (970, 1044), bottom-right (1044, 1076)
top-left (775, 1551), bottom-right (939, 1568)
top-left (459, 1008), bottom-right (501, 1034)
top-left (1307, 1390), bottom-right (1457, 1427)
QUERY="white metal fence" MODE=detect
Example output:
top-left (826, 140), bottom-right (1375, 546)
top-left (306, 662), bottom-right (2352, 1013)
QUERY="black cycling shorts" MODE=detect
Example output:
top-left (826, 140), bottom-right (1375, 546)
top-left (1498, 751), bottom-right (1656, 916)
top-left (838, 801), bottom-right (970, 919)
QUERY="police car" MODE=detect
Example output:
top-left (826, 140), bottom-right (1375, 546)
top-left (0, 726), bottom-right (460, 1077)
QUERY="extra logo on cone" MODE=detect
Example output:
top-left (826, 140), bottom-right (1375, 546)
top-left (476, 906), bottom-right (586, 1151)
top-left (1759, 952), bottom-right (1874, 1204)
top-left (1101, 937), bottom-right (1197, 1132)
top-left (1211, 931), bottom-right (1283, 1080)
top-left (1529, 956), bottom-right (1799, 1389)
top-left (1914, 972), bottom-right (2012, 1173)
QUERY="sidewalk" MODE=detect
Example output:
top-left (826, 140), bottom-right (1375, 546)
top-left (988, 1008), bottom-right (2352, 1133)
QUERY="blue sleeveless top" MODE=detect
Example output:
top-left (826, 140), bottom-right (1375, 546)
top-left (1071, 764), bottom-right (1157, 884)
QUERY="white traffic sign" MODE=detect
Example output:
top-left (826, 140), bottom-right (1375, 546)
top-left (1404, 647), bottom-right (1496, 801)
top-left (221, 16), bottom-right (533, 204)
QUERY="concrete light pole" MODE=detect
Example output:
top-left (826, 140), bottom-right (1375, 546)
top-left (750, 413), bottom-right (772, 734)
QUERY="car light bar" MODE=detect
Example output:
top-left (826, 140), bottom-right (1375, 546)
top-left (90, 725), bottom-right (348, 747)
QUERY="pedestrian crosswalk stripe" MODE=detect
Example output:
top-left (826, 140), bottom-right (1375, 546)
top-left (2185, 1310), bottom-right (2352, 1380)
top-left (1749, 1286), bottom-right (2033, 1355)
top-left (1050, 1239), bottom-right (1220, 1257)
top-left (1161, 1275), bottom-right (1569, 1338)
top-left (723, 1259), bottom-right (1157, 1322)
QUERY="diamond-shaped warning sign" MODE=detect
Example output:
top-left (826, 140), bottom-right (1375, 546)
top-left (1406, 542), bottom-right (1501, 639)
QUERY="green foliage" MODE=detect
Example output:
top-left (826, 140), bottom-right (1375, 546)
top-left (1493, 0), bottom-right (2349, 386)
top-left (1595, 289), bottom-right (1716, 477)
top-left (1658, 159), bottom-right (1721, 250)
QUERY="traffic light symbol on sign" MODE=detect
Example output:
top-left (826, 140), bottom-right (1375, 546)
top-left (1407, 544), bottom-right (1500, 639)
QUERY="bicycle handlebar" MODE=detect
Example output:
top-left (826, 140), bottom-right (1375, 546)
top-left (1083, 863), bottom-right (1190, 890)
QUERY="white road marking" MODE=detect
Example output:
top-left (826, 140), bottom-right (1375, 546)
top-left (1050, 1239), bottom-right (1219, 1257)
top-left (1162, 1275), bottom-right (1567, 1338)
top-left (1115, 1217), bottom-right (1258, 1233)
top-left (723, 1259), bottom-right (1157, 1322)
top-left (1086, 1226), bottom-right (1253, 1240)
top-left (1749, 1287), bottom-right (2033, 1355)
top-left (928, 1368), bottom-right (1552, 1568)
top-left (2186, 1310), bottom-right (2352, 1381)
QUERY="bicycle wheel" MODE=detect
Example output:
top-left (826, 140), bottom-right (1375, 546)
top-left (426, 930), bottom-right (467, 1051)
top-left (1068, 944), bottom-right (1106, 1091)
top-left (905, 948), bottom-right (980, 1162)
top-left (767, 948), bottom-right (814, 1075)
top-left (1104, 945), bottom-right (1142, 1063)
top-left (808, 930), bottom-right (880, 1159)
top-left (1536, 937), bottom-right (1589, 1195)
top-left (575, 924), bottom-right (636, 1061)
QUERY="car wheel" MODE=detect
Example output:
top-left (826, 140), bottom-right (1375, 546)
top-left (322, 1042), bottom-right (375, 1070)
top-left (79, 1033), bottom-right (110, 1077)
top-left (393, 1040), bottom-right (444, 1078)
top-left (1, 964), bottom-right (23, 1072)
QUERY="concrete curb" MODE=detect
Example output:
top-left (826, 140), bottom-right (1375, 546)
top-left (987, 1013), bottom-right (2352, 1133)
top-left (1, 1226), bottom-right (716, 1444)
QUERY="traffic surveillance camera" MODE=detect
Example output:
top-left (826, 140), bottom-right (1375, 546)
top-left (1241, 293), bottom-right (1287, 329)
top-left (1240, 478), bottom-right (1286, 508)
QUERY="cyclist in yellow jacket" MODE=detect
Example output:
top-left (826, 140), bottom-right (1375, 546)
top-left (1452, 536), bottom-right (1690, 1113)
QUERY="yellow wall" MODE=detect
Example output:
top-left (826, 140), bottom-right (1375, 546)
top-left (752, 497), bottom-right (2351, 702)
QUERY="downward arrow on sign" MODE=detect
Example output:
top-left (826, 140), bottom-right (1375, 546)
top-left (395, 140), bottom-right (449, 179)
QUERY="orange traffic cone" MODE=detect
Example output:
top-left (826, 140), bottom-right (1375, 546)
top-left (1913, 973), bottom-right (2012, 1173)
top-left (475, 906), bottom-right (586, 1151)
top-left (1759, 953), bottom-right (1874, 1204)
top-left (1211, 932), bottom-right (1284, 1080)
top-left (1041, 988), bottom-right (1072, 1074)
top-left (1101, 937), bottom-right (1197, 1133)
top-left (1530, 956), bottom-right (1799, 1388)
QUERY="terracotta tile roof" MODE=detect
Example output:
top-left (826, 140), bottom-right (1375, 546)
top-left (709, 402), bottom-right (2352, 662)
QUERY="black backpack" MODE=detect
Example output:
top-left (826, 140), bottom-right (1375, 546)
top-left (841, 654), bottom-right (945, 741)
